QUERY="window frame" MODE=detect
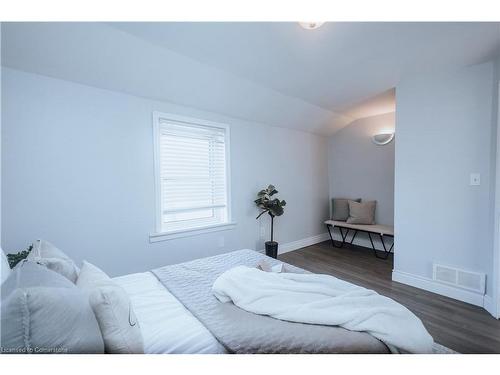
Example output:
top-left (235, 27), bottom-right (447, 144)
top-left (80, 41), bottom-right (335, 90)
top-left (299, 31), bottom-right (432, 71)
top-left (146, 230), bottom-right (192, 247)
top-left (150, 111), bottom-right (235, 242)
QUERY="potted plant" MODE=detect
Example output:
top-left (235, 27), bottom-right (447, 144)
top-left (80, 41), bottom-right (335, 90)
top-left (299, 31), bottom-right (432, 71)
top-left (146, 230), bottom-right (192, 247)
top-left (7, 244), bottom-right (33, 268)
top-left (255, 184), bottom-right (286, 258)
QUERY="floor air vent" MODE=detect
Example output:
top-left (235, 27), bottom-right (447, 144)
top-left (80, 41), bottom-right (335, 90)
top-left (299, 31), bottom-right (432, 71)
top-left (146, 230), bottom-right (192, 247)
top-left (433, 264), bottom-right (485, 294)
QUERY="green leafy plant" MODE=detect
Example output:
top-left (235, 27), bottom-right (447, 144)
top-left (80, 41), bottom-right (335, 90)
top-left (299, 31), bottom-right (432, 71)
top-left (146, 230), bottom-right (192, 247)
top-left (7, 244), bottom-right (33, 269)
top-left (255, 184), bottom-right (286, 242)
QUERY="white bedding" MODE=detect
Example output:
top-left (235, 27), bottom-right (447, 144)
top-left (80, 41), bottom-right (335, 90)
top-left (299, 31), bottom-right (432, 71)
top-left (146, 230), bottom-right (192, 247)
top-left (213, 266), bottom-right (434, 353)
top-left (113, 272), bottom-right (225, 354)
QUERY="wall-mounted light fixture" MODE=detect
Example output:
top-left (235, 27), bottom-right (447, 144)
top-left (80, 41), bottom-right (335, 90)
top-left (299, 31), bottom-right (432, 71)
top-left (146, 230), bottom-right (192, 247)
top-left (372, 132), bottom-right (395, 146)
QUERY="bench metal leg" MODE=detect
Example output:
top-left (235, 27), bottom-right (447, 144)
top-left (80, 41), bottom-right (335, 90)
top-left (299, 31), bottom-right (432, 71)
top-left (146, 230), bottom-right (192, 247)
top-left (368, 233), bottom-right (394, 260)
top-left (340, 228), bottom-right (350, 245)
top-left (326, 224), bottom-right (350, 248)
top-left (327, 223), bottom-right (393, 260)
top-left (326, 224), bottom-right (335, 247)
top-left (349, 230), bottom-right (358, 244)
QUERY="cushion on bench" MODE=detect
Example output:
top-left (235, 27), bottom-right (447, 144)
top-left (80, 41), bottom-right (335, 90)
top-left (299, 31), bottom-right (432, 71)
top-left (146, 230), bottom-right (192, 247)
top-left (347, 200), bottom-right (376, 225)
top-left (331, 198), bottom-right (361, 221)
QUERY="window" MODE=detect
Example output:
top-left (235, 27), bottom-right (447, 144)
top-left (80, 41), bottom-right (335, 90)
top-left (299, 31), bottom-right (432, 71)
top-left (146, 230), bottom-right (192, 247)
top-left (151, 112), bottom-right (234, 241)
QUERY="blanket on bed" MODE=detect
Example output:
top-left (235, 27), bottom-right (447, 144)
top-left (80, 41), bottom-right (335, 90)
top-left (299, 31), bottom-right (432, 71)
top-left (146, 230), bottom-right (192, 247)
top-left (152, 249), bottom-right (389, 354)
top-left (213, 266), bottom-right (434, 353)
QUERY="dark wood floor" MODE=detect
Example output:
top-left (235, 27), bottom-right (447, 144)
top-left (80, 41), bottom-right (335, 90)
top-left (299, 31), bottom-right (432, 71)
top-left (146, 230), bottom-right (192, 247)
top-left (279, 240), bottom-right (500, 354)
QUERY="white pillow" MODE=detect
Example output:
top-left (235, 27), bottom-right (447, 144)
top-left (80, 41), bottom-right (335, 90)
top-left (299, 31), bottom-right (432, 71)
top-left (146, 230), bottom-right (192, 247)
top-left (1, 247), bottom-right (11, 285)
top-left (76, 261), bottom-right (144, 354)
top-left (27, 239), bottom-right (79, 283)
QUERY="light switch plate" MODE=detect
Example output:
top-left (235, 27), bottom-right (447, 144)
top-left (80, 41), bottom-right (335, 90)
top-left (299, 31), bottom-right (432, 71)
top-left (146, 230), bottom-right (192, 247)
top-left (470, 173), bottom-right (481, 186)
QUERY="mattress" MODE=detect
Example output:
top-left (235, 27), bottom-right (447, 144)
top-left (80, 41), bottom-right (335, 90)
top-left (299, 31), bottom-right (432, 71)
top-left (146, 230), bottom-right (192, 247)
top-left (113, 272), bottom-right (226, 354)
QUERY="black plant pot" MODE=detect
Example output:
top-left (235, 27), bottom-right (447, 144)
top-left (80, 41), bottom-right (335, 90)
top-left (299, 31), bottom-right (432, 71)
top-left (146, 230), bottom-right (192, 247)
top-left (265, 241), bottom-right (279, 259)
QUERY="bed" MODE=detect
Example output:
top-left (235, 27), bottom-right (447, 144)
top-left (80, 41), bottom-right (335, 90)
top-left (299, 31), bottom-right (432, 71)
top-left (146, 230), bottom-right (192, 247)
top-left (1, 245), bottom-right (435, 354)
top-left (113, 249), bottom-right (429, 354)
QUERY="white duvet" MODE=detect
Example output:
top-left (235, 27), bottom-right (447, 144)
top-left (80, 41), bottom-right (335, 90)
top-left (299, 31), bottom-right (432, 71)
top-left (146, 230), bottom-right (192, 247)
top-left (212, 266), bottom-right (434, 353)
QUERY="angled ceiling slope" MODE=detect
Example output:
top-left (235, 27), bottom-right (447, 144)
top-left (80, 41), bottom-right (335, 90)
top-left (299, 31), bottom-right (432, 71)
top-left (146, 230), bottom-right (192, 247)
top-left (1, 22), bottom-right (349, 135)
top-left (2, 22), bottom-right (500, 135)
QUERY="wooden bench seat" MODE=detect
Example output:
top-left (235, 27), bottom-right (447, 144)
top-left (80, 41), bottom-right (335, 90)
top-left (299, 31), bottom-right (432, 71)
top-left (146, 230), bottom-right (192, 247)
top-left (324, 220), bottom-right (394, 236)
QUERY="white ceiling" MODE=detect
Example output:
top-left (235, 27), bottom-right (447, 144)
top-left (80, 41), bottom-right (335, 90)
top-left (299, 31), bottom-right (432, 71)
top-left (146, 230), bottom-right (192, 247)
top-left (111, 22), bottom-right (500, 111)
top-left (2, 22), bottom-right (500, 135)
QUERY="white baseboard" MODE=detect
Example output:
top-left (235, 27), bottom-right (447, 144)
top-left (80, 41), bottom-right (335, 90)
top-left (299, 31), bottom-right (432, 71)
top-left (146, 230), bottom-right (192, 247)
top-left (483, 295), bottom-right (499, 319)
top-left (258, 233), bottom-right (329, 255)
top-left (278, 233), bottom-right (330, 254)
top-left (272, 231), bottom-right (390, 255)
top-left (392, 270), bottom-right (487, 308)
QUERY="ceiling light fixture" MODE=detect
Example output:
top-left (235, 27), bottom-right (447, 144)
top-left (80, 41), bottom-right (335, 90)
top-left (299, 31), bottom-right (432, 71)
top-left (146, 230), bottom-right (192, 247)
top-left (298, 22), bottom-right (324, 30)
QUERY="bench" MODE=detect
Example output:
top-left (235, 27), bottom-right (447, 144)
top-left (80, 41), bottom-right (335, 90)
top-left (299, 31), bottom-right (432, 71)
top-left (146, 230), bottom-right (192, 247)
top-left (324, 220), bottom-right (394, 260)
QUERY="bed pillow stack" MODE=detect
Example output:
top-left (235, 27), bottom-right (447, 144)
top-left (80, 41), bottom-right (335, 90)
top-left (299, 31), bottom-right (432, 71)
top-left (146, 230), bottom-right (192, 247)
top-left (1, 240), bottom-right (144, 354)
top-left (331, 198), bottom-right (377, 225)
top-left (0, 261), bottom-right (105, 353)
top-left (77, 261), bottom-right (144, 354)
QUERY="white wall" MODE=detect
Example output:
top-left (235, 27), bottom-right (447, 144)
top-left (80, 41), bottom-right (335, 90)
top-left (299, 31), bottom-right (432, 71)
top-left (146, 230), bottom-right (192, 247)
top-left (1, 68), bottom-right (330, 276)
top-left (394, 61), bottom-right (497, 303)
top-left (0, 24), bottom-right (2, 247)
top-left (492, 54), bottom-right (500, 317)
top-left (328, 112), bottom-right (395, 226)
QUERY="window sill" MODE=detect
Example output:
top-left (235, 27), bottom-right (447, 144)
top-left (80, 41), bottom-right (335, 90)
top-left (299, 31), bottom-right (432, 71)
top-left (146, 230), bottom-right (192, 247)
top-left (149, 222), bottom-right (237, 242)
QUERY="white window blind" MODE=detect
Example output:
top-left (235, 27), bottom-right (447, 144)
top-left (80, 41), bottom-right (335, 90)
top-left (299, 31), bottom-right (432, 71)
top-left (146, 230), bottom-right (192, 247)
top-left (154, 114), bottom-right (230, 234)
